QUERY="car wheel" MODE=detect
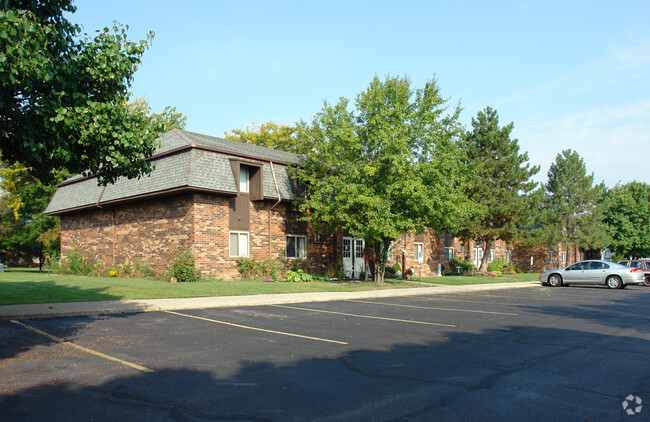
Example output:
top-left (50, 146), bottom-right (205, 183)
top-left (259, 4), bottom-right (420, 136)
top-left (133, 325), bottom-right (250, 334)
top-left (548, 274), bottom-right (563, 287)
top-left (606, 275), bottom-right (623, 289)
top-left (644, 277), bottom-right (650, 287)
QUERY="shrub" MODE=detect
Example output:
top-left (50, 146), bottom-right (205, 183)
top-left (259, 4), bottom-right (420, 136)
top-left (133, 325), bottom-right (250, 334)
top-left (236, 257), bottom-right (284, 281)
top-left (487, 259), bottom-right (508, 273)
top-left (446, 258), bottom-right (474, 275)
top-left (167, 249), bottom-right (202, 282)
top-left (286, 269), bottom-right (314, 282)
top-left (133, 261), bottom-right (156, 279)
top-left (54, 249), bottom-right (97, 276)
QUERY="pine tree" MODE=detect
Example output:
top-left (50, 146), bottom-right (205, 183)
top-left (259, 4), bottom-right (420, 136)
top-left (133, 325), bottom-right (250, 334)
top-left (459, 107), bottom-right (539, 272)
top-left (539, 149), bottom-right (610, 263)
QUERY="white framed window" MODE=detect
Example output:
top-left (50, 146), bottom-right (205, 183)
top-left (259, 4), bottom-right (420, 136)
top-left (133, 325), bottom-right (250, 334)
top-left (488, 249), bottom-right (495, 263)
top-left (561, 252), bottom-right (567, 263)
top-left (240, 166), bottom-right (249, 193)
top-left (315, 234), bottom-right (326, 244)
top-left (414, 243), bottom-right (423, 261)
top-left (286, 235), bottom-right (307, 259)
top-left (387, 241), bottom-right (394, 262)
top-left (505, 249), bottom-right (511, 263)
top-left (229, 231), bottom-right (249, 257)
top-left (343, 238), bottom-right (351, 258)
top-left (549, 251), bottom-right (554, 263)
top-left (444, 247), bottom-right (454, 262)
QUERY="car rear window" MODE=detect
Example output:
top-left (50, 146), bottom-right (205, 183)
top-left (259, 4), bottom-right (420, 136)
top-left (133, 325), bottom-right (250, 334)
top-left (630, 261), bottom-right (642, 268)
top-left (645, 262), bottom-right (650, 269)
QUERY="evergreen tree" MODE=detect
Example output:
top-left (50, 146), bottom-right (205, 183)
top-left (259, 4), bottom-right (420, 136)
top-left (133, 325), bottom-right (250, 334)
top-left (538, 149), bottom-right (610, 263)
top-left (459, 107), bottom-right (539, 271)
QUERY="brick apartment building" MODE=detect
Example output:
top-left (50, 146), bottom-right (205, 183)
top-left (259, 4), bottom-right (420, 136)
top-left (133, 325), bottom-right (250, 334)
top-left (45, 129), bottom-right (582, 280)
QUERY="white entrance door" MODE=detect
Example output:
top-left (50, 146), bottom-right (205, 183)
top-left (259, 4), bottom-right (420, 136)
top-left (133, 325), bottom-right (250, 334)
top-left (343, 237), bottom-right (365, 278)
top-left (473, 247), bottom-right (483, 268)
top-left (343, 237), bottom-right (353, 278)
top-left (354, 238), bottom-right (365, 278)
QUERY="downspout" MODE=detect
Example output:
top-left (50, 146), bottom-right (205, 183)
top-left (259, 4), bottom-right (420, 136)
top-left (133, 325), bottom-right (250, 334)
top-left (268, 162), bottom-right (282, 258)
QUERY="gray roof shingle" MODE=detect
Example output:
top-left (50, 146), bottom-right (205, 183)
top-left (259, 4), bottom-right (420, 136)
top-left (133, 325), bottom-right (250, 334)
top-left (44, 129), bottom-right (299, 215)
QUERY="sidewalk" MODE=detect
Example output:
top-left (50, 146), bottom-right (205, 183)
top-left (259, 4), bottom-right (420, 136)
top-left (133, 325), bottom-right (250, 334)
top-left (0, 281), bottom-right (540, 320)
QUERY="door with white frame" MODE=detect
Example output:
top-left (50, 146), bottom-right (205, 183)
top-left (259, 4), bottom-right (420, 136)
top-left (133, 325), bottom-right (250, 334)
top-left (473, 247), bottom-right (483, 268)
top-left (343, 237), bottom-right (365, 278)
top-left (354, 238), bottom-right (365, 278)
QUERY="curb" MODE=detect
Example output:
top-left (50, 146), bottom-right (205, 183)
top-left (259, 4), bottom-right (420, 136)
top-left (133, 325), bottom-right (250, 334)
top-left (0, 281), bottom-right (540, 321)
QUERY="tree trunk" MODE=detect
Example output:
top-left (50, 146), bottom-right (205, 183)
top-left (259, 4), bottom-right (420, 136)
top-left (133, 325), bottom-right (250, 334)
top-left (479, 238), bottom-right (492, 272)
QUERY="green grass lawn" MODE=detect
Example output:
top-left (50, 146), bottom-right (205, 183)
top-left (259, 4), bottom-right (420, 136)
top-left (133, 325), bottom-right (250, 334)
top-left (0, 268), bottom-right (539, 306)
top-left (407, 273), bottom-right (539, 285)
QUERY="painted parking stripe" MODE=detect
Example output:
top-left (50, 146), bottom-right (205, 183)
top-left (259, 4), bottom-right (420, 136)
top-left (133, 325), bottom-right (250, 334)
top-left (411, 295), bottom-right (545, 308)
top-left (10, 320), bottom-right (153, 373)
top-left (270, 305), bottom-right (456, 327)
top-left (345, 299), bottom-right (518, 316)
top-left (163, 310), bottom-right (348, 345)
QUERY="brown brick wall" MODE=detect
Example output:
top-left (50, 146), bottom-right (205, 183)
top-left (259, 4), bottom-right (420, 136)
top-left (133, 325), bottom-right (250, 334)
top-left (61, 194), bottom-right (195, 272)
top-left (60, 192), bottom-right (545, 281)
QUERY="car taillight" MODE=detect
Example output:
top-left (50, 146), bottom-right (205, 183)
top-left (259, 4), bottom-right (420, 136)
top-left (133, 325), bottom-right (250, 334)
top-left (631, 268), bottom-right (642, 273)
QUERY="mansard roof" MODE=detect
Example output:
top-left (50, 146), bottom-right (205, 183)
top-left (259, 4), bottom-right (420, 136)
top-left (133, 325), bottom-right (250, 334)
top-left (45, 129), bottom-right (299, 215)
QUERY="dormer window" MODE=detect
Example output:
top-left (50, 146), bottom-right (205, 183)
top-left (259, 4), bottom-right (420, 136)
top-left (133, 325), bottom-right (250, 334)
top-left (240, 166), bottom-right (249, 193)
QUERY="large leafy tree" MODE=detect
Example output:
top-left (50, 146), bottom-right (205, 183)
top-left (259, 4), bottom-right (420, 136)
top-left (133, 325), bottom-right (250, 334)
top-left (603, 181), bottom-right (650, 258)
top-left (0, 0), bottom-right (171, 185)
top-left (0, 163), bottom-right (65, 268)
top-left (0, 98), bottom-right (185, 268)
top-left (225, 122), bottom-right (299, 153)
top-left (293, 75), bottom-right (471, 282)
top-left (538, 149), bottom-right (610, 263)
top-left (459, 107), bottom-right (539, 271)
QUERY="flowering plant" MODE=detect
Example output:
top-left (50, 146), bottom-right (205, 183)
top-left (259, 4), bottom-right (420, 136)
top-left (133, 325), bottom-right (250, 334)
top-left (167, 249), bottom-right (202, 282)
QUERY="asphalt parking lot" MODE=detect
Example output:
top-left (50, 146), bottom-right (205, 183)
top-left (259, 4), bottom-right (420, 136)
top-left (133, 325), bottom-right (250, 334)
top-left (1, 284), bottom-right (649, 421)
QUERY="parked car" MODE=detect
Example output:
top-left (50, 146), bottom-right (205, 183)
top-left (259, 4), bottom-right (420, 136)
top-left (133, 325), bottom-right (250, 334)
top-left (617, 259), bottom-right (650, 286)
top-left (539, 260), bottom-right (645, 289)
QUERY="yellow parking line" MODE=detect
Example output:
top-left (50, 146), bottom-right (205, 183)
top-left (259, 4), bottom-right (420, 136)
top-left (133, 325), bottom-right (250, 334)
top-left (346, 299), bottom-right (518, 316)
top-left (10, 320), bottom-right (153, 373)
top-left (270, 305), bottom-right (456, 327)
top-left (163, 310), bottom-right (348, 345)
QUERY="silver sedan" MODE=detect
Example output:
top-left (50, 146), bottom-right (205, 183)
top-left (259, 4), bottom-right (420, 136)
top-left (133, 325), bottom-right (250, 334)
top-left (539, 260), bottom-right (645, 289)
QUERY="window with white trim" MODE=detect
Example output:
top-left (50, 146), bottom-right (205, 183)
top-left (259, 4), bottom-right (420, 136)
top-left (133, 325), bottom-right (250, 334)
top-left (286, 235), bottom-right (307, 259)
top-left (229, 231), bottom-right (249, 257)
top-left (240, 166), bottom-right (249, 193)
top-left (488, 249), bottom-right (495, 263)
top-left (414, 243), bottom-right (423, 261)
top-left (444, 247), bottom-right (454, 262)
top-left (315, 234), bottom-right (326, 244)
top-left (505, 249), bottom-right (511, 263)
top-left (561, 252), bottom-right (567, 263)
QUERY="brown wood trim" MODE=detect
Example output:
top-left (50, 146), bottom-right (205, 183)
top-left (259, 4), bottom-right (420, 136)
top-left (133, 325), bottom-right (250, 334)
top-left (44, 186), bottom-right (236, 215)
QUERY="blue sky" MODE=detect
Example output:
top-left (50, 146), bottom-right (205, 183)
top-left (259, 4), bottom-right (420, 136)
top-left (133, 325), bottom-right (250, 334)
top-left (70, 0), bottom-right (650, 187)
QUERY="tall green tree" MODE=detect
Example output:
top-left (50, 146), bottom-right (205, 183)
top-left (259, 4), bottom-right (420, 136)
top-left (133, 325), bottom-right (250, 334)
top-left (225, 122), bottom-right (299, 153)
top-left (603, 181), bottom-right (650, 258)
top-left (459, 107), bottom-right (539, 271)
top-left (0, 163), bottom-right (65, 268)
top-left (0, 0), bottom-right (172, 185)
top-left (293, 75), bottom-right (471, 282)
top-left (538, 149), bottom-right (610, 263)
